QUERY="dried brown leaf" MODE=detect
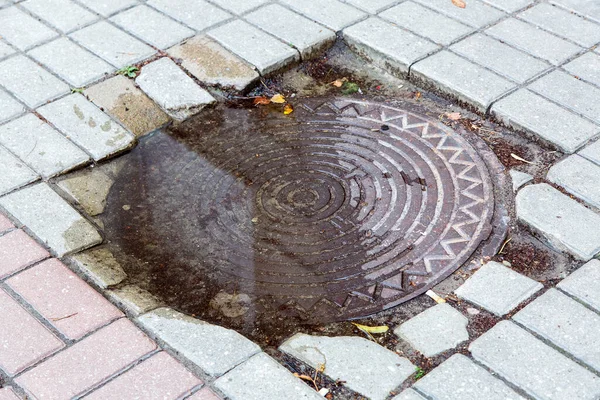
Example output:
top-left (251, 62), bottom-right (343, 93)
top-left (253, 96), bottom-right (270, 105)
top-left (452, 0), bottom-right (466, 8)
top-left (446, 112), bottom-right (462, 120)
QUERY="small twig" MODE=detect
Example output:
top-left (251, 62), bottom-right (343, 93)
top-left (498, 237), bottom-right (512, 254)
top-left (50, 312), bottom-right (78, 322)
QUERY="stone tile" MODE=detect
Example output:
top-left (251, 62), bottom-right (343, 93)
top-left (470, 321), bottom-right (600, 400)
top-left (0, 214), bottom-right (13, 233)
top-left (16, 319), bottom-right (156, 399)
top-left (0, 89), bottom-right (24, 124)
top-left (111, 5), bottom-right (194, 50)
top-left (510, 169), bottom-right (533, 191)
top-left (67, 247), bottom-right (127, 289)
top-left (28, 37), bottom-right (113, 87)
top-left (0, 40), bottom-right (15, 59)
top-left (21, 0), bottom-right (98, 33)
top-left (564, 52), bottom-right (600, 88)
top-left (84, 352), bottom-right (202, 399)
top-left (548, 155), bottom-right (600, 208)
top-left (529, 71), bottom-right (600, 123)
top-left (147, 0), bottom-right (231, 31)
top-left (0, 7), bottom-right (58, 50)
top-left (70, 21), bottom-right (156, 68)
top-left (209, 20), bottom-right (299, 75)
top-left (37, 94), bottom-right (135, 161)
top-left (513, 288), bottom-right (600, 372)
top-left (246, 5), bottom-right (336, 59)
top-left (7, 259), bottom-right (123, 340)
top-left (0, 183), bottom-right (102, 257)
top-left (519, 3), bottom-right (600, 47)
top-left (0, 229), bottom-right (49, 279)
top-left (344, 0), bottom-right (397, 13)
top-left (549, 0), bottom-right (600, 23)
top-left (76, 0), bottom-right (137, 17)
top-left (343, 17), bottom-right (440, 77)
top-left (107, 285), bottom-right (161, 316)
top-left (580, 139), bottom-right (600, 165)
top-left (380, 2), bottom-right (473, 46)
top-left (414, 354), bottom-right (525, 400)
top-left (557, 259), bottom-right (600, 312)
top-left (136, 58), bottom-right (216, 121)
top-left (137, 308), bottom-right (261, 377)
top-left (0, 289), bottom-right (64, 375)
top-left (279, 0), bottom-right (366, 31)
top-left (0, 145), bottom-right (39, 196)
top-left (57, 168), bottom-right (113, 216)
top-left (0, 55), bottom-right (69, 108)
top-left (214, 352), bottom-right (323, 400)
top-left (411, 50), bottom-right (514, 112)
top-left (280, 334), bottom-right (414, 400)
top-left (413, 0), bottom-right (505, 27)
top-left (491, 89), bottom-right (600, 153)
top-left (516, 183), bottom-right (600, 260)
top-left (210, 0), bottom-right (268, 14)
top-left (168, 36), bottom-right (258, 91)
top-left (188, 388), bottom-right (222, 400)
top-left (486, 18), bottom-right (582, 65)
top-left (0, 387), bottom-right (19, 400)
top-left (395, 303), bottom-right (469, 357)
top-left (392, 389), bottom-right (426, 400)
top-left (450, 34), bottom-right (550, 84)
top-left (481, 0), bottom-right (533, 12)
top-left (455, 261), bottom-right (542, 316)
top-left (0, 113), bottom-right (90, 179)
top-left (84, 75), bottom-right (169, 137)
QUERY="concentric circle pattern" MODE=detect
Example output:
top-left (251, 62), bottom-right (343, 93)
top-left (105, 99), bottom-right (503, 322)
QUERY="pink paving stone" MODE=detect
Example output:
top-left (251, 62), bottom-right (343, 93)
top-left (0, 215), bottom-right (13, 233)
top-left (0, 387), bottom-right (20, 400)
top-left (0, 289), bottom-right (64, 376)
top-left (0, 229), bottom-right (49, 279)
top-left (16, 318), bottom-right (157, 400)
top-left (6, 258), bottom-right (123, 340)
top-left (188, 388), bottom-right (223, 400)
top-left (84, 352), bottom-right (202, 399)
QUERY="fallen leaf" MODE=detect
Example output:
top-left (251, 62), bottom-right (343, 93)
top-left (426, 290), bottom-right (446, 304)
top-left (283, 103), bottom-right (294, 115)
top-left (331, 77), bottom-right (348, 87)
top-left (510, 153), bottom-right (533, 164)
top-left (446, 112), bottom-right (462, 120)
top-left (352, 322), bottom-right (389, 334)
top-left (270, 94), bottom-right (286, 103)
top-left (414, 91), bottom-right (422, 100)
top-left (251, 217), bottom-right (259, 224)
top-left (253, 96), bottom-right (270, 105)
top-left (452, 0), bottom-right (466, 8)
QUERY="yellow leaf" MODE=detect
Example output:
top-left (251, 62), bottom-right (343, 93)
top-left (330, 78), bottom-right (347, 87)
top-left (452, 0), bottom-right (466, 8)
top-left (270, 94), bottom-right (286, 104)
top-left (352, 322), bottom-right (389, 334)
top-left (283, 104), bottom-right (294, 115)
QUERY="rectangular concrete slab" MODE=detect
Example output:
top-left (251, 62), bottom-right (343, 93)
top-left (0, 40), bottom-right (14, 60)
top-left (210, 0), bottom-right (268, 14)
top-left (76, 0), bottom-right (137, 17)
top-left (0, 145), bottom-right (39, 195)
top-left (344, 0), bottom-right (397, 14)
top-left (0, 214), bottom-right (14, 233)
top-left (0, 89), bottom-right (24, 124)
top-left (516, 183), bottom-right (600, 260)
top-left (579, 139), bottom-right (600, 165)
top-left (513, 288), bottom-right (600, 372)
top-left (343, 17), bottom-right (440, 77)
top-left (0, 387), bottom-right (20, 400)
top-left (482, 0), bottom-right (533, 12)
top-left (208, 20), bottom-right (299, 75)
top-left (147, 0), bottom-right (231, 31)
top-left (37, 94), bottom-right (135, 161)
top-left (411, 50), bottom-right (515, 112)
top-left (0, 7), bottom-right (58, 50)
top-left (491, 89), bottom-right (600, 153)
top-left (279, 0), bottom-right (366, 31)
top-left (392, 389), bottom-right (426, 400)
top-left (548, 154), bottom-right (600, 208)
top-left (564, 52), bottom-right (600, 88)
top-left (549, 0), bottom-right (600, 23)
top-left (0, 183), bottom-right (102, 257)
top-left (0, 229), bottom-right (49, 279)
top-left (557, 259), bottom-right (600, 312)
top-left (413, 0), bottom-right (506, 27)
top-left (470, 321), bottom-right (600, 400)
top-left (21, 0), bottom-right (98, 33)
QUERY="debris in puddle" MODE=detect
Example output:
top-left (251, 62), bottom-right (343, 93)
top-left (510, 153), bottom-right (533, 164)
top-left (425, 290), bottom-right (446, 304)
top-left (122, 204), bottom-right (131, 211)
top-left (283, 103), bottom-right (294, 115)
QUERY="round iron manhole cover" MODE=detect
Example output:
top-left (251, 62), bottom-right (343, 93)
top-left (103, 98), bottom-right (508, 323)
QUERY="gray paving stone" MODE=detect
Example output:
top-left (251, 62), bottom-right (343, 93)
top-left (513, 288), bottom-right (600, 372)
top-left (111, 5), bottom-right (194, 50)
top-left (0, 7), bottom-right (58, 50)
top-left (70, 21), bottom-right (156, 68)
top-left (395, 303), bottom-right (469, 357)
top-left (510, 169), bottom-right (533, 191)
top-left (0, 55), bottom-right (69, 108)
top-left (564, 52), bottom-right (600, 88)
top-left (107, 285), bottom-right (160, 316)
top-left (343, 0), bottom-right (397, 13)
top-left (380, 2), bottom-right (473, 46)
top-left (280, 333), bottom-right (415, 400)
top-left (486, 18), bottom-right (582, 65)
top-left (28, 37), bottom-right (113, 88)
top-left (68, 247), bottom-right (127, 289)
top-left (392, 389), bottom-right (426, 400)
top-left (147, 0), bottom-right (231, 31)
top-left (137, 307), bottom-right (261, 377)
top-left (0, 114), bottom-right (89, 179)
top-left (0, 146), bottom-right (39, 195)
top-left (0, 183), bottom-right (102, 256)
top-left (550, 0), bottom-right (600, 23)
top-left (491, 89), bottom-right (600, 153)
top-left (209, 20), bottom-right (299, 75)
top-left (557, 259), bottom-right (600, 312)
top-left (246, 5), bottom-right (336, 59)
top-left (516, 183), bottom-right (600, 260)
top-left (76, 0), bottom-right (137, 17)
top-left (455, 261), bottom-right (542, 316)
top-left (168, 35), bottom-right (258, 91)
top-left (279, 0), bottom-right (366, 31)
top-left (136, 58), bottom-right (216, 121)
top-left (209, 0), bottom-right (268, 14)
top-left (529, 71), bottom-right (600, 124)
top-left (481, 0), bottom-right (533, 12)
top-left (548, 155), bottom-right (600, 208)
top-left (21, 0), bottom-right (98, 33)
top-left (519, 3), bottom-right (600, 48)
top-left (57, 168), bottom-right (113, 216)
top-left (413, 0), bottom-right (505, 27)
top-left (411, 50), bottom-right (514, 112)
top-left (0, 40), bottom-right (14, 59)
top-left (470, 321), bottom-right (600, 400)
top-left (214, 352), bottom-right (323, 400)
top-left (343, 17), bottom-right (439, 77)
top-left (414, 354), bottom-right (524, 400)
top-left (0, 89), bottom-right (25, 124)
top-left (37, 94), bottom-right (135, 161)
top-left (450, 34), bottom-right (550, 84)
top-left (580, 139), bottom-right (600, 166)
